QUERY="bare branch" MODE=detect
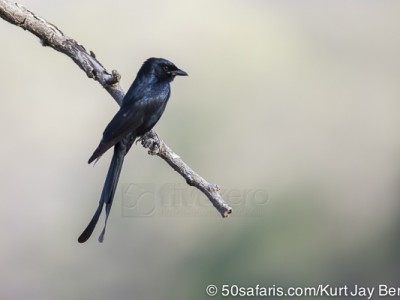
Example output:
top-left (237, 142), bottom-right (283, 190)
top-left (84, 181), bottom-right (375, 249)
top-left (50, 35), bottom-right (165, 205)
top-left (0, 0), bottom-right (124, 104)
top-left (141, 131), bottom-right (232, 217)
top-left (0, 0), bottom-right (232, 218)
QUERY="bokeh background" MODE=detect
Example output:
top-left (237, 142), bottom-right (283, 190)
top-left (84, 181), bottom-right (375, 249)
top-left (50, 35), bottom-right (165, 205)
top-left (1, 0), bottom-right (400, 299)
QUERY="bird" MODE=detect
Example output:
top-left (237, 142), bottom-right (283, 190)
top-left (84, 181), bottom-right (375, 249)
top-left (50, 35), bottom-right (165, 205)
top-left (78, 57), bottom-right (187, 243)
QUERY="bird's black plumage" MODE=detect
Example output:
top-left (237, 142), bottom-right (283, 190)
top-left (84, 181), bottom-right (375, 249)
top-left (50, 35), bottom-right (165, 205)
top-left (78, 58), bottom-right (187, 243)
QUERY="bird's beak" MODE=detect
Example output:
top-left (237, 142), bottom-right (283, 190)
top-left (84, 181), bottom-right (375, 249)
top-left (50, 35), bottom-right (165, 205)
top-left (172, 68), bottom-right (188, 76)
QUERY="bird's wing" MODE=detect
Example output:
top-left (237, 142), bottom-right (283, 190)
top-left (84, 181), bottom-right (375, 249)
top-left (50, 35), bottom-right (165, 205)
top-left (88, 100), bottom-right (146, 163)
top-left (103, 101), bottom-right (145, 144)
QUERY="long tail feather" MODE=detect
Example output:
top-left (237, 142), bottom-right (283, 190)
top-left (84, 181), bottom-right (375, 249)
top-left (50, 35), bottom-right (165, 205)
top-left (78, 145), bottom-right (124, 243)
top-left (96, 144), bottom-right (125, 242)
top-left (78, 133), bottom-right (136, 243)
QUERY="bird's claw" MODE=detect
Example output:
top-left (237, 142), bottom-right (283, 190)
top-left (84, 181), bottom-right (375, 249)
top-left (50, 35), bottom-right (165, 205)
top-left (141, 131), bottom-right (161, 155)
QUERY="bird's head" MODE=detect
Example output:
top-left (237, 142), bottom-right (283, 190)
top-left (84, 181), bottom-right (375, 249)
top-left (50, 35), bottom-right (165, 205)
top-left (141, 57), bottom-right (188, 82)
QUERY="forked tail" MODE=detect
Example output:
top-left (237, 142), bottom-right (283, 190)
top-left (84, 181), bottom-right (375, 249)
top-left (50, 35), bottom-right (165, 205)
top-left (78, 142), bottom-right (126, 243)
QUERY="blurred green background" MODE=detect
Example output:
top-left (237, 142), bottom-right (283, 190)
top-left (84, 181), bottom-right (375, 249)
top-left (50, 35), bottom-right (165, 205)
top-left (1, 0), bottom-right (400, 299)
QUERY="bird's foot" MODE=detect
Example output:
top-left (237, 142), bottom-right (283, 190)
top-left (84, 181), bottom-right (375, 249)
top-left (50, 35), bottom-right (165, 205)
top-left (140, 131), bottom-right (161, 155)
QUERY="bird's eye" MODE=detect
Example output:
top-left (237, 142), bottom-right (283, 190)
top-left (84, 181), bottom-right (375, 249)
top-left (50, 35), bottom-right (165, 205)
top-left (163, 65), bottom-right (169, 73)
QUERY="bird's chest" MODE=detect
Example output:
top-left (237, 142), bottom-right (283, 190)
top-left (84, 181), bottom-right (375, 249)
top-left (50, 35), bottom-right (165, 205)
top-left (143, 97), bottom-right (168, 125)
top-left (143, 85), bottom-right (169, 112)
top-left (140, 85), bottom-right (171, 132)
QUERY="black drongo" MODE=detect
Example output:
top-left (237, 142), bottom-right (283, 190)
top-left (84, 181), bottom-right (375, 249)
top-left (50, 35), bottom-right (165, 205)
top-left (78, 58), bottom-right (187, 243)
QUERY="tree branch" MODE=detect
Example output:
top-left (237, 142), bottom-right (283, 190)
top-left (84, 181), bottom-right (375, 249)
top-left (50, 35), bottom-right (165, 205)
top-left (0, 0), bottom-right (232, 218)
